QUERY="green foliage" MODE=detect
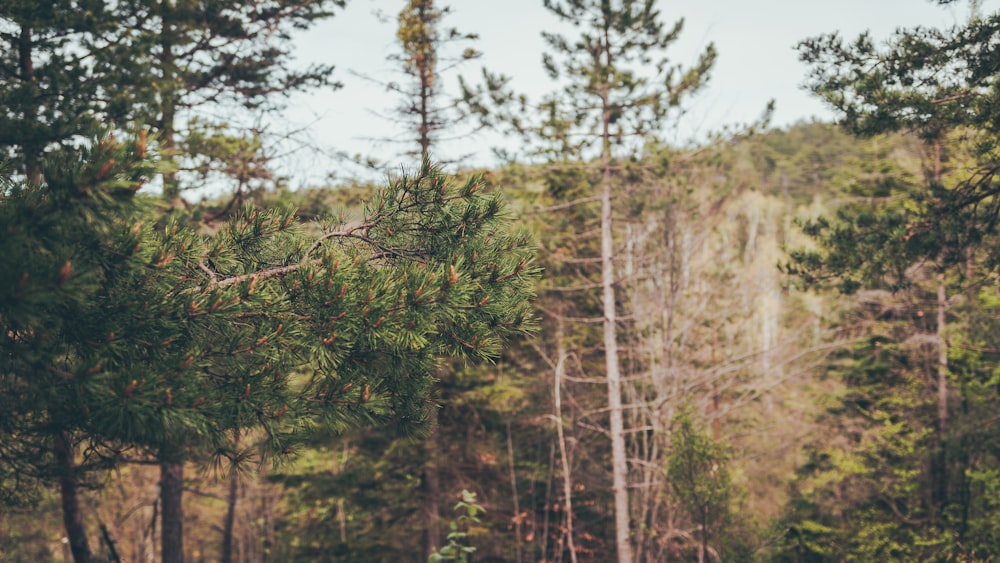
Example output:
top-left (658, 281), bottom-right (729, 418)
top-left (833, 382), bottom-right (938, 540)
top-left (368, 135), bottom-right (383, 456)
top-left (2, 113), bottom-right (956, 561)
top-left (798, 13), bottom-right (1000, 141)
top-left (794, 8), bottom-right (1000, 286)
top-left (780, 7), bottom-right (1000, 561)
top-left (1, 0), bottom-right (344, 193)
top-left (0, 129), bottom-right (161, 499)
top-left (0, 0), bottom-right (111, 179)
top-left (666, 410), bottom-right (736, 560)
top-left (366, 0), bottom-right (513, 167)
top-left (428, 490), bottom-right (486, 563)
top-left (181, 119), bottom-right (278, 213)
top-left (0, 129), bottom-right (539, 559)
top-left (779, 259), bottom-right (1000, 562)
top-left (782, 17), bottom-right (1000, 559)
top-left (528, 0), bottom-right (716, 162)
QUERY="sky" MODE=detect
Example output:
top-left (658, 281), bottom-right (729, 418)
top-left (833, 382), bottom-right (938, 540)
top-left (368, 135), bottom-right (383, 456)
top-left (272, 0), bottom-right (993, 186)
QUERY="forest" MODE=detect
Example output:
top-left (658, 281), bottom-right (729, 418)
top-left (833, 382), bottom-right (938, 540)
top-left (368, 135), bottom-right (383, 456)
top-left (3, 0), bottom-right (1000, 562)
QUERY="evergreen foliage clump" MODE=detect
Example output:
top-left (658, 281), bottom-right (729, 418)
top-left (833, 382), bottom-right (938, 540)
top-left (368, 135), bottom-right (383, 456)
top-left (0, 130), bottom-right (538, 560)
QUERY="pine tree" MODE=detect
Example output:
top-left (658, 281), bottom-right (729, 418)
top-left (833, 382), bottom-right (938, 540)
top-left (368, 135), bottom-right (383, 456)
top-left (0, 0), bottom-right (111, 183)
top-left (0, 132), bottom-right (539, 562)
top-left (1, 1), bottom-right (343, 195)
top-left (785, 4), bottom-right (1000, 558)
top-left (1, 129), bottom-right (161, 563)
top-left (528, 2), bottom-right (715, 559)
top-left (355, 0), bottom-right (513, 170)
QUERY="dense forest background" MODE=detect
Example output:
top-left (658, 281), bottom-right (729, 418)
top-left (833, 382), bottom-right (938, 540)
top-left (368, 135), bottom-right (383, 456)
top-left (4, 1), bottom-right (1000, 562)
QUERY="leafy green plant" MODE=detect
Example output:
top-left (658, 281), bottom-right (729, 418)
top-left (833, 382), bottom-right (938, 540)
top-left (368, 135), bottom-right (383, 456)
top-left (429, 490), bottom-right (486, 563)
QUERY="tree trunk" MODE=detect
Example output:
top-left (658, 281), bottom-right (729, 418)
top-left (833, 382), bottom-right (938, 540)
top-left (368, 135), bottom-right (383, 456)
top-left (602, 137), bottom-right (632, 563)
top-left (54, 432), bottom-right (93, 563)
top-left (220, 471), bottom-right (239, 563)
top-left (158, 0), bottom-right (180, 202)
top-left (99, 521), bottom-right (122, 563)
top-left (160, 456), bottom-right (185, 563)
top-left (542, 441), bottom-right (554, 562)
top-left (505, 421), bottom-right (523, 563)
top-left (600, 25), bottom-right (633, 560)
top-left (17, 23), bottom-right (42, 185)
top-left (936, 272), bottom-right (949, 430)
top-left (416, 1), bottom-right (433, 161)
top-left (553, 320), bottom-right (579, 563)
top-left (929, 141), bottom-right (950, 515)
top-left (931, 270), bottom-right (950, 512)
top-left (423, 420), bottom-right (442, 558)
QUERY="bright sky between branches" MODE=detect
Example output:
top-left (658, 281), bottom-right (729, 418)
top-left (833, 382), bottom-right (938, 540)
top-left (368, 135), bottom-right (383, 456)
top-left (275, 0), bottom-right (994, 185)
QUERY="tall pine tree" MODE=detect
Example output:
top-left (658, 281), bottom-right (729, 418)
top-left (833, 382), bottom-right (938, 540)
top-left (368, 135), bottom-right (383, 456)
top-left (528, 1), bottom-right (715, 559)
top-left (785, 3), bottom-right (1000, 558)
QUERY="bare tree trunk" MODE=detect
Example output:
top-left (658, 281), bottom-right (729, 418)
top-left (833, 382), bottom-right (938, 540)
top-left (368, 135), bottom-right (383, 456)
top-left (602, 155), bottom-right (632, 563)
top-left (144, 483), bottom-right (159, 561)
top-left (700, 507), bottom-right (710, 563)
top-left (542, 441), bottom-right (555, 562)
top-left (930, 143), bottom-right (946, 435)
top-left (160, 455), bottom-right (185, 563)
top-left (424, 420), bottom-right (442, 558)
top-left (158, 0), bottom-right (180, 203)
top-left (937, 272), bottom-right (949, 432)
top-left (99, 521), bottom-right (122, 563)
top-left (221, 431), bottom-right (242, 563)
top-left (220, 470), bottom-right (239, 563)
top-left (931, 269), bottom-right (951, 514)
top-left (17, 23), bottom-right (42, 185)
top-left (505, 422), bottom-right (524, 563)
top-left (336, 441), bottom-right (349, 545)
top-left (54, 432), bottom-right (93, 563)
top-left (337, 498), bottom-right (347, 543)
top-left (928, 141), bottom-right (949, 518)
top-left (600, 34), bottom-right (633, 560)
top-left (553, 321), bottom-right (579, 563)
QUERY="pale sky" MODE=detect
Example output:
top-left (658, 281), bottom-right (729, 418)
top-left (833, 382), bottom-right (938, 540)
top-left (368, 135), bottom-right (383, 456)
top-left (272, 0), bottom-right (992, 186)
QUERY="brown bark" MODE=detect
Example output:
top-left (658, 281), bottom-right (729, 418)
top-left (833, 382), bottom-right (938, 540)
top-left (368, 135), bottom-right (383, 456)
top-left (417, 45), bottom-right (432, 161)
top-left (160, 457), bottom-right (185, 563)
top-left (220, 471), bottom-right (239, 563)
top-left (928, 142), bottom-right (950, 516)
top-left (54, 432), bottom-right (93, 563)
top-left (414, 1), bottom-right (433, 160)
top-left (99, 521), bottom-right (122, 563)
top-left (602, 133), bottom-right (632, 563)
top-left (423, 420), bottom-right (442, 558)
top-left (541, 441), bottom-right (555, 562)
top-left (929, 141), bottom-right (948, 433)
top-left (930, 270), bottom-right (951, 514)
top-left (505, 421), bottom-right (523, 563)
top-left (937, 272), bottom-right (949, 432)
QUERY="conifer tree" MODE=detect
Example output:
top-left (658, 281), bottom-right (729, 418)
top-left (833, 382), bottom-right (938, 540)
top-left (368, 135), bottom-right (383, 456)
top-left (117, 0), bottom-right (346, 198)
top-left (0, 131), bottom-right (538, 562)
top-left (0, 0), bottom-right (111, 183)
top-left (341, 3), bottom-right (522, 553)
top-left (1, 1), bottom-right (343, 194)
top-left (786, 3), bottom-right (1000, 558)
top-left (528, 2), bottom-right (715, 559)
top-left (394, 0), bottom-right (464, 160)
top-left (359, 0), bottom-right (512, 169)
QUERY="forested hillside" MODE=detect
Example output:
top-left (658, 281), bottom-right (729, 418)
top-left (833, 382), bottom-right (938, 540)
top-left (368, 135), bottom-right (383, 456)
top-left (3, 1), bottom-right (1000, 562)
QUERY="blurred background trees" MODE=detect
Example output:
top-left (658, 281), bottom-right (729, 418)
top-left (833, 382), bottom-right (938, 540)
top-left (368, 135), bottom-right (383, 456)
top-left (6, 0), bottom-right (1000, 562)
